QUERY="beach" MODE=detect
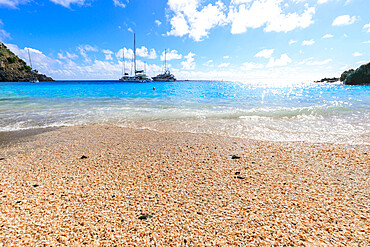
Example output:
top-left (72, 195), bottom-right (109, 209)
top-left (0, 125), bottom-right (368, 245)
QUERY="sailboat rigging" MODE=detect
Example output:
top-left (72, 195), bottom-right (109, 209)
top-left (152, 49), bottom-right (176, 82)
top-left (119, 33), bottom-right (152, 83)
top-left (28, 49), bottom-right (39, 83)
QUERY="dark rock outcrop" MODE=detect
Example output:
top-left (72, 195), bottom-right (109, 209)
top-left (0, 42), bottom-right (53, 82)
top-left (314, 77), bottom-right (339, 83)
top-left (340, 69), bottom-right (355, 82)
top-left (342, 62), bottom-right (370, 85)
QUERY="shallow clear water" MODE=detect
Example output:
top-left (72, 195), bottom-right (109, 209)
top-left (0, 80), bottom-right (369, 144)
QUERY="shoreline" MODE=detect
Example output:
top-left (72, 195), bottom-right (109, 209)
top-left (0, 127), bottom-right (58, 147)
top-left (0, 125), bottom-right (368, 245)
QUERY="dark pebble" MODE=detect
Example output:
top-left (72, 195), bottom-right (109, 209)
top-left (138, 214), bottom-right (153, 220)
top-left (197, 212), bottom-right (202, 215)
top-left (16, 200), bottom-right (22, 204)
top-left (33, 184), bottom-right (39, 188)
top-left (235, 171), bottom-right (240, 175)
top-left (80, 155), bottom-right (88, 159)
top-left (237, 176), bottom-right (245, 179)
top-left (232, 155), bottom-right (240, 159)
top-left (0, 158), bottom-right (4, 161)
top-left (251, 161), bottom-right (255, 164)
top-left (147, 175), bottom-right (151, 178)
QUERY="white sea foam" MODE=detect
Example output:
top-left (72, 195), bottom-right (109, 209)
top-left (0, 81), bottom-right (368, 145)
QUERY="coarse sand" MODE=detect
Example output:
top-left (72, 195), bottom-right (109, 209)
top-left (0, 125), bottom-right (369, 246)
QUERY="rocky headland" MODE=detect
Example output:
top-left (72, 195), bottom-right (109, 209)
top-left (0, 42), bottom-right (53, 82)
top-left (315, 62), bottom-right (369, 85)
top-left (340, 62), bottom-right (370, 85)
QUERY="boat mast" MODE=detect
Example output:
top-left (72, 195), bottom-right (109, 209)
top-left (28, 49), bottom-right (33, 69)
top-left (164, 49), bottom-right (167, 72)
top-left (28, 49), bottom-right (36, 81)
top-left (122, 48), bottom-right (125, 76)
top-left (134, 33), bottom-right (136, 75)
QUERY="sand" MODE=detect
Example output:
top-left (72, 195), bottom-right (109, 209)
top-left (0, 125), bottom-right (369, 246)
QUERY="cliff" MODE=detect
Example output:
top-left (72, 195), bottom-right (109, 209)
top-left (0, 42), bottom-right (53, 82)
top-left (340, 62), bottom-right (370, 85)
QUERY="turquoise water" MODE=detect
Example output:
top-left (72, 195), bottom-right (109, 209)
top-left (0, 80), bottom-right (369, 144)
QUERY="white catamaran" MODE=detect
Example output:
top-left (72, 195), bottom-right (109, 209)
top-left (152, 49), bottom-right (176, 82)
top-left (119, 33), bottom-right (152, 83)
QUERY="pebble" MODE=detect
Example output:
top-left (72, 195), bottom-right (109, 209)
top-left (80, 155), bottom-right (88, 159)
top-left (0, 125), bottom-right (368, 246)
top-left (138, 214), bottom-right (153, 220)
top-left (232, 155), bottom-right (240, 159)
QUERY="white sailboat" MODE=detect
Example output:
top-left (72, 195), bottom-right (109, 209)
top-left (152, 49), bottom-right (176, 82)
top-left (119, 33), bottom-right (152, 83)
top-left (28, 49), bottom-right (39, 83)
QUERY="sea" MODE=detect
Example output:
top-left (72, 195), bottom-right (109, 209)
top-left (0, 80), bottom-right (369, 145)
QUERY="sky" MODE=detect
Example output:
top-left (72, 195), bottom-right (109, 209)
top-left (0, 0), bottom-right (369, 83)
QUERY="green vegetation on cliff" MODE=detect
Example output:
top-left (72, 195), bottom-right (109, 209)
top-left (340, 62), bottom-right (370, 85)
top-left (0, 42), bottom-right (53, 82)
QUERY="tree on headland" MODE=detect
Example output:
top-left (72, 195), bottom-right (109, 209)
top-left (340, 62), bottom-right (370, 85)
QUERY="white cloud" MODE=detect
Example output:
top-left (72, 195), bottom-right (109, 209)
top-left (0, 29), bottom-right (10, 41)
top-left (58, 53), bottom-right (67, 60)
top-left (136, 46), bottom-right (157, 59)
top-left (102, 49), bottom-right (113, 60)
top-left (167, 0), bottom-right (315, 41)
top-left (228, 0), bottom-right (315, 34)
top-left (353, 52), bottom-right (362, 57)
top-left (241, 62), bottom-right (263, 71)
top-left (363, 40), bottom-right (370, 44)
top-left (255, 48), bottom-right (274, 58)
top-left (302, 39), bottom-right (315, 46)
top-left (322, 34), bottom-right (333, 38)
top-left (181, 52), bottom-right (196, 70)
top-left (218, 62), bottom-right (230, 68)
top-left (289, 40), bottom-right (297, 45)
top-left (50, 0), bottom-right (88, 8)
top-left (0, 0), bottom-right (29, 8)
top-left (356, 60), bottom-right (367, 64)
top-left (113, 0), bottom-right (127, 8)
top-left (66, 51), bottom-right (78, 59)
top-left (155, 20), bottom-right (162, 26)
top-left (204, 59), bottom-right (214, 67)
top-left (332, 15), bottom-right (357, 26)
top-left (167, 0), bottom-right (227, 41)
top-left (0, 19), bottom-right (10, 41)
top-left (306, 59), bottom-right (332, 66)
top-left (267, 54), bottom-right (291, 67)
top-left (115, 47), bottom-right (134, 60)
top-left (6, 43), bottom-right (60, 73)
top-left (161, 49), bottom-right (182, 61)
top-left (128, 27), bottom-right (133, 33)
top-left (317, 0), bottom-right (330, 4)
top-left (223, 55), bottom-right (229, 59)
top-left (363, 23), bottom-right (370, 32)
top-left (77, 44), bottom-right (98, 63)
top-left (58, 51), bottom-right (78, 60)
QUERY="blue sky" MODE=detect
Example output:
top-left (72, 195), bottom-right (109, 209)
top-left (0, 0), bottom-right (369, 82)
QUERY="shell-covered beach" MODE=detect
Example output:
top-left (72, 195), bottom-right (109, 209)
top-left (0, 125), bottom-right (368, 245)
